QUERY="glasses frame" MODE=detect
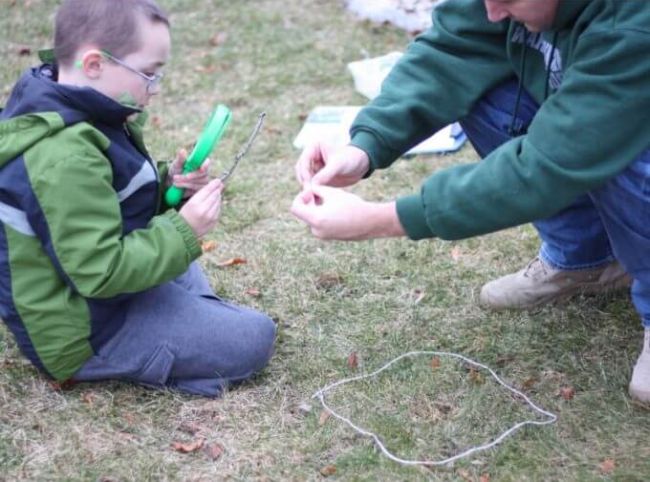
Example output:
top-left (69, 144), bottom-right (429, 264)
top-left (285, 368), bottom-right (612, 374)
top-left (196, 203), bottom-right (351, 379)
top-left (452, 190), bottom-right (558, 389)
top-left (101, 50), bottom-right (164, 94)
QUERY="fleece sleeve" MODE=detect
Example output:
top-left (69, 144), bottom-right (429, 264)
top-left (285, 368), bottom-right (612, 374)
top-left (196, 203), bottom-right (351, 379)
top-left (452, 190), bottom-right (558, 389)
top-left (398, 28), bottom-right (650, 240)
top-left (350, 0), bottom-right (513, 170)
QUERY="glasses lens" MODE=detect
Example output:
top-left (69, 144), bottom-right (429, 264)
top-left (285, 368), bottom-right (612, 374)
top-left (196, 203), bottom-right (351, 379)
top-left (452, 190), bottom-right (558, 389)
top-left (147, 73), bottom-right (164, 94)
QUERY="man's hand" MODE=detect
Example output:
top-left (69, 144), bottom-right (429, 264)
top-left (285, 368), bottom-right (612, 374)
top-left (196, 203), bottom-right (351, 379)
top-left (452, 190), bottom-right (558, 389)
top-left (167, 148), bottom-right (211, 198)
top-left (179, 178), bottom-right (223, 238)
top-left (290, 185), bottom-right (405, 240)
top-left (295, 142), bottom-right (370, 188)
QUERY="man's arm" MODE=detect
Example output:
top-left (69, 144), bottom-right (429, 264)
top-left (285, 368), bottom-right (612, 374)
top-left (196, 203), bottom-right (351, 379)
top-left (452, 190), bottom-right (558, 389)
top-left (350, 0), bottom-right (512, 171)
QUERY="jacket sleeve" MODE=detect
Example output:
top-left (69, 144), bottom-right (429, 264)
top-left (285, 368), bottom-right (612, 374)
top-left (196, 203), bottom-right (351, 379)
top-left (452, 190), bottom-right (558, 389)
top-left (397, 27), bottom-right (650, 240)
top-left (350, 0), bottom-right (512, 170)
top-left (28, 131), bottom-right (202, 298)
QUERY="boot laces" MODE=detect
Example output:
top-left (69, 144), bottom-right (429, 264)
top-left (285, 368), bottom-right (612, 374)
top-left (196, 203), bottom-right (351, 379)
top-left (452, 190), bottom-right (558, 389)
top-left (523, 257), bottom-right (549, 280)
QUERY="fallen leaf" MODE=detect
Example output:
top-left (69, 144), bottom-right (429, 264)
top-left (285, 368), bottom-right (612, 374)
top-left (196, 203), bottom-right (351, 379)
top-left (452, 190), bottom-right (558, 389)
top-left (81, 391), bottom-right (96, 406)
top-left (209, 32), bottom-right (228, 47)
top-left (522, 377), bottom-right (538, 390)
top-left (17, 45), bottom-right (31, 56)
top-left (456, 468), bottom-right (472, 481)
top-left (203, 442), bottom-right (225, 461)
top-left (201, 240), bottom-right (218, 253)
top-left (171, 437), bottom-right (205, 453)
top-left (194, 65), bottom-right (218, 74)
top-left (450, 245), bottom-right (462, 261)
top-left (216, 257), bottom-right (247, 267)
top-left (479, 474), bottom-right (491, 482)
top-left (150, 115), bottom-right (162, 128)
top-left (559, 386), bottom-right (575, 401)
top-left (434, 401), bottom-right (453, 415)
top-left (244, 287), bottom-right (261, 297)
top-left (49, 379), bottom-right (77, 391)
top-left (430, 356), bottom-right (441, 369)
top-left (347, 351), bottom-right (358, 370)
top-left (318, 410), bottom-right (331, 426)
top-left (320, 465), bottom-right (337, 477)
top-left (599, 458), bottom-right (616, 474)
top-left (468, 368), bottom-right (485, 384)
top-left (315, 272), bottom-right (344, 290)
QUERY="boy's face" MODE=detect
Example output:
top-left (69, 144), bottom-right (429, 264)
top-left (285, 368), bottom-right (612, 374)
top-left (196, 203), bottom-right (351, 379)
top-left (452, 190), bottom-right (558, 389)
top-left (88, 16), bottom-right (171, 109)
top-left (484, 0), bottom-right (560, 32)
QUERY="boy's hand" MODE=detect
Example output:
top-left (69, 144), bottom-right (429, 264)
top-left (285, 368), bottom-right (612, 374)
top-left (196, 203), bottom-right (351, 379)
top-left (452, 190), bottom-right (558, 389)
top-left (167, 148), bottom-right (211, 198)
top-left (179, 178), bottom-right (223, 238)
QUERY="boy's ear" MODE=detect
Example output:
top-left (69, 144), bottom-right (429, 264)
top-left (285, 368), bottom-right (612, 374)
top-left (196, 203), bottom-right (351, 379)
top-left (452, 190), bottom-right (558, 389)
top-left (78, 50), bottom-right (105, 79)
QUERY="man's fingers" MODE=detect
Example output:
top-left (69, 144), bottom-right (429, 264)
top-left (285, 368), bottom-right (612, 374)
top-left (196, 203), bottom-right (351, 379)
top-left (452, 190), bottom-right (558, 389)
top-left (290, 191), bottom-right (317, 224)
top-left (296, 143), bottom-right (325, 185)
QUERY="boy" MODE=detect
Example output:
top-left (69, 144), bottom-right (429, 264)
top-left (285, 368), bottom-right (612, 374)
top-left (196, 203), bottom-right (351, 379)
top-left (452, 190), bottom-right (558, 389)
top-left (0, 0), bottom-right (276, 397)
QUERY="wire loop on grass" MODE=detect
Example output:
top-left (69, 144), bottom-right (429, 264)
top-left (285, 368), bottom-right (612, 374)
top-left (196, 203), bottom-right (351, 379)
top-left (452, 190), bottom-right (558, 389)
top-left (313, 350), bottom-right (557, 467)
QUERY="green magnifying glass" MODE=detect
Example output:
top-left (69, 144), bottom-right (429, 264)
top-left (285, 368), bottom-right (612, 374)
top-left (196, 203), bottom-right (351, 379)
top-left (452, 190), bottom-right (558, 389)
top-left (165, 104), bottom-right (232, 207)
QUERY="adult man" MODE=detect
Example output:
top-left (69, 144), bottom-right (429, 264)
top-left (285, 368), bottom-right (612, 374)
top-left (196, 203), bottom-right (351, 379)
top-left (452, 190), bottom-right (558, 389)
top-left (291, 0), bottom-right (650, 402)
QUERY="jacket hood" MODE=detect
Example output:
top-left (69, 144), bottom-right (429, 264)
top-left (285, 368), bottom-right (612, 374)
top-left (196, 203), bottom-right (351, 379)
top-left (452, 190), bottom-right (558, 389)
top-left (0, 64), bottom-right (140, 167)
top-left (552, 0), bottom-right (591, 30)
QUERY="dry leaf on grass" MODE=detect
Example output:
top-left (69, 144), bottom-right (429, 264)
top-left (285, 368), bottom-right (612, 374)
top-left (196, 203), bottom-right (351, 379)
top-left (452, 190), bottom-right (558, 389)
top-left (81, 391), bottom-right (96, 406)
top-left (201, 240), bottom-right (217, 253)
top-left (468, 368), bottom-right (485, 384)
top-left (318, 410), bottom-right (331, 426)
top-left (216, 257), bottom-right (247, 267)
top-left (203, 442), bottom-right (225, 461)
top-left (599, 458), bottom-right (616, 474)
top-left (244, 287), bottom-right (261, 297)
top-left (347, 351), bottom-right (358, 369)
top-left (430, 356), bottom-right (441, 369)
top-left (456, 468), bottom-right (472, 481)
top-left (172, 437), bottom-right (205, 453)
top-left (559, 386), bottom-right (576, 400)
top-left (209, 32), bottom-right (228, 46)
top-left (315, 272), bottom-right (344, 290)
top-left (479, 474), bottom-right (491, 482)
top-left (320, 465), bottom-right (337, 477)
top-left (450, 245), bottom-right (462, 261)
top-left (522, 377), bottom-right (538, 390)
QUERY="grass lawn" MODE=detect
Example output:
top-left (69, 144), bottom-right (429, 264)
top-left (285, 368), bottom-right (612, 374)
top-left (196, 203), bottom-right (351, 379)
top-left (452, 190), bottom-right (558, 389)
top-left (1, 1), bottom-right (649, 480)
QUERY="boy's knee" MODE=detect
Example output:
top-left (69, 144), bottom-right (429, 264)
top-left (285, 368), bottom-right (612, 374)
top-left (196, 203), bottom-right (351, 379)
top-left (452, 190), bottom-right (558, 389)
top-left (240, 311), bottom-right (276, 374)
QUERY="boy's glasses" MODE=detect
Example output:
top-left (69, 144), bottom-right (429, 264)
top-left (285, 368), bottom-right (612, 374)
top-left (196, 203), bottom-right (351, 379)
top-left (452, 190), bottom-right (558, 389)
top-left (101, 50), bottom-right (164, 94)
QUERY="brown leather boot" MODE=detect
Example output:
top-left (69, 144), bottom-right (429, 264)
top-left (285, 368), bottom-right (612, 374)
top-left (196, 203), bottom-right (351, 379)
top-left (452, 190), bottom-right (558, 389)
top-left (479, 257), bottom-right (631, 310)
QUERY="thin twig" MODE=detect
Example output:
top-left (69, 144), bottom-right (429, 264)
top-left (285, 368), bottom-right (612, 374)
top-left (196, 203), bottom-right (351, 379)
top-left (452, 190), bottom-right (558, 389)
top-left (219, 112), bottom-right (266, 183)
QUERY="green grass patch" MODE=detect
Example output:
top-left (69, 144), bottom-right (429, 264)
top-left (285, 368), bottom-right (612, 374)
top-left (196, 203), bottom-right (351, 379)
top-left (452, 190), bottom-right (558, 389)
top-left (1, 0), bottom-right (649, 480)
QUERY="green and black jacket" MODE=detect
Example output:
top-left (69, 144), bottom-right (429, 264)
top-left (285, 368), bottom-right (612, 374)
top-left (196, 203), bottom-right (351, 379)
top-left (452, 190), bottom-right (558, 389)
top-left (0, 65), bottom-right (201, 381)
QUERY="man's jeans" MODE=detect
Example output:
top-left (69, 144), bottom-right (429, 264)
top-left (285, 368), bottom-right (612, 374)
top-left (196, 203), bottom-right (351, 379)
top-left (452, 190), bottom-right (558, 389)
top-left (459, 78), bottom-right (650, 327)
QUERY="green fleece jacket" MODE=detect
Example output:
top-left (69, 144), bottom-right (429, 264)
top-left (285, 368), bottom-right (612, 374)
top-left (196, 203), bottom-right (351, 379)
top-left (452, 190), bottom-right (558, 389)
top-left (350, 0), bottom-right (650, 240)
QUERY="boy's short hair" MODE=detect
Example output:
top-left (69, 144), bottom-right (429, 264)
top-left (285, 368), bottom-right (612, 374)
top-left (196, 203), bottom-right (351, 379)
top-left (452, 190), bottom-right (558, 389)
top-left (54, 0), bottom-right (170, 68)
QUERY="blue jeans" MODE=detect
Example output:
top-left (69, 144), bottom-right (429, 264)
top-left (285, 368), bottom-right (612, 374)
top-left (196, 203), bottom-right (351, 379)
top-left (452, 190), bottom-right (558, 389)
top-left (72, 262), bottom-right (277, 397)
top-left (459, 79), bottom-right (650, 327)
